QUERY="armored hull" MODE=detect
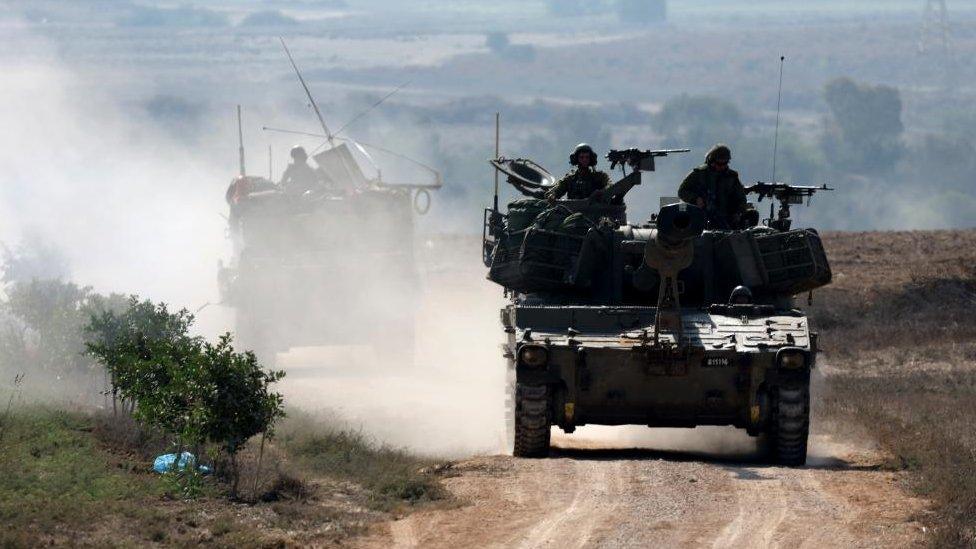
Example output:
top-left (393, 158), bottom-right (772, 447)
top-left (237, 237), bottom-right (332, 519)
top-left (504, 304), bottom-right (814, 460)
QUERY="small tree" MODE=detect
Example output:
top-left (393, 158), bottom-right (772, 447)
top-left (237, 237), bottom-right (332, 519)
top-left (0, 278), bottom-right (127, 401)
top-left (85, 298), bottom-right (197, 417)
top-left (196, 335), bottom-right (285, 495)
top-left (86, 298), bottom-right (285, 498)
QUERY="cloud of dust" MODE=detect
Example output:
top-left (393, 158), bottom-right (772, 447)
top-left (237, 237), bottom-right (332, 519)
top-left (0, 22), bottom-right (511, 456)
top-left (553, 425), bottom-right (760, 457)
top-left (274, 236), bottom-right (509, 457)
top-left (0, 28), bottom-right (228, 324)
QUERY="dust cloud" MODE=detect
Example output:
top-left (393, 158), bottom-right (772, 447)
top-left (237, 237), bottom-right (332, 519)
top-left (274, 237), bottom-right (509, 456)
top-left (0, 25), bottom-right (511, 456)
top-left (0, 27), bottom-right (228, 323)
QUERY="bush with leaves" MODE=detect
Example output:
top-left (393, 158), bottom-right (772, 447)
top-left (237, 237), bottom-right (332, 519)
top-left (0, 278), bottom-right (127, 401)
top-left (85, 298), bottom-right (197, 417)
top-left (86, 298), bottom-right (285, 497)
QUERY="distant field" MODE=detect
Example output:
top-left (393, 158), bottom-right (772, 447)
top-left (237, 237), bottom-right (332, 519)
top-left (813, 229), bottom-right (976, 546)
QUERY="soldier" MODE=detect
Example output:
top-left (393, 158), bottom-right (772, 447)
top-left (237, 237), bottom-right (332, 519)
top-left (546, 143), bottom-right (611, 203)
top-left (678, 144), bottom-right (747, 229)
top-left (279, 146), bottom-right (322, 196)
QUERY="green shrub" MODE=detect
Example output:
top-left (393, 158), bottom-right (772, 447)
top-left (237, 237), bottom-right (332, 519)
top-left (85, 298), bottom-right (285, 497)
top-left (0, 279), bottom-right (127, 401)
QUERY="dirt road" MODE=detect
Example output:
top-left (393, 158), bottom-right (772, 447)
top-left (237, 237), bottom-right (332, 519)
top-left (278, 237), bottom-right (931, 548)
top-left (357, 432), bottom-right (926, 548)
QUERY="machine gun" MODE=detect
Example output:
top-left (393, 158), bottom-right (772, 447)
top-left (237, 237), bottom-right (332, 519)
top-left (745, 181), bottom-right (833, 232)
top-left (598, 148), bottom-right (691, 204)
top-left (606, 148), bottom-right (691, 172)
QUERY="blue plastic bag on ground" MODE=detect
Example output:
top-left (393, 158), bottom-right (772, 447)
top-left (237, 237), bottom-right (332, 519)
top-left (153, 452), bottom-right (212, 474)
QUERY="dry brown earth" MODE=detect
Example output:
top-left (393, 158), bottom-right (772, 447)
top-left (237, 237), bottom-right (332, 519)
top-left (342, 230), bottom-right (976, 548)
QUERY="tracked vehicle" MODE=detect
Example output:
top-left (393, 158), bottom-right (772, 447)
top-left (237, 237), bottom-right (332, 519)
top-left (219, 144), bottom-right (432, 363)
top-left (484, 149), bottom-right (831, 465)
top-left (218, 42), bottom-right (441, 365)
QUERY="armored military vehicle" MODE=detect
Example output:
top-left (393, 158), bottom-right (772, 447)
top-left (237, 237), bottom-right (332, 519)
top-left (219, 143), bottom-right (433, 364)
top-left (484, 149), bottom-right (831, 465)
top-left (219, 43), bottom-right (441, 365)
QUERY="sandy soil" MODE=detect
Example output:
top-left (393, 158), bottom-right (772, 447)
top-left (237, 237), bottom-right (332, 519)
top-left (355, 431), bottom-right (926, 549)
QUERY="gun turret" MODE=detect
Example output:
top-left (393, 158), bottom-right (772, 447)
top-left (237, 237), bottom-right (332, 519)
top-left (643, 202), bottom-right (705, 346)
top-left (746, 181), bottom-right (833, 231)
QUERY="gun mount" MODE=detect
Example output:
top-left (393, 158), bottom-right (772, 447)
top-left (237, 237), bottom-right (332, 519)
top-left (641, 202), bottom-right (705, 345)
top-left (746, 181), bottom-right (833, 231)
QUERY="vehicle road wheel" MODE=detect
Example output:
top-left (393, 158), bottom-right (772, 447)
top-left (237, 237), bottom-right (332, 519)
top-left (513, 383), bottom-right (551, 458)
top-left (772, 383), bottom-right (809, 466)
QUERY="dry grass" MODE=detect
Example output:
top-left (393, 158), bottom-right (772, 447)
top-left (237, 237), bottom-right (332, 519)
top-left (0, 406), bottom-right (449, 547)
top-left (812, 229), bottom-right (976, 547)
top-left (276, 411), bottom-right (448, 512)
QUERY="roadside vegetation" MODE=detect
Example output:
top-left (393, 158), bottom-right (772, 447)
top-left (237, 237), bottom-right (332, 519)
top-left (812, 230), bottom-right (976, 547)
top-left (0, 245), bottom-right (447, 546)
top-left (0, 405), bottom-right (448, 546)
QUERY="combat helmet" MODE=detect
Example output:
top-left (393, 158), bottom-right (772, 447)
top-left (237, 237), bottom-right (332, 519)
top-left (570, 143), bottom-right (598, 166)
top-left (290, 145), bottom-right (308, 162)
top-left (704, 144), bottom-right (732, 165)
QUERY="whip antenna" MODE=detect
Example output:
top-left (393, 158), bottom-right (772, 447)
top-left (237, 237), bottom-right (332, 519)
top-left (280, 37), bottom-right (334, 147)
top-left (333, 80), bottom-right (411, 138)
top-left (771, 55), bottom-right (785, 183)
top-left (237, 105), bottom-right (246, 176)
top-left (494, 112), bottom-right (500, 212)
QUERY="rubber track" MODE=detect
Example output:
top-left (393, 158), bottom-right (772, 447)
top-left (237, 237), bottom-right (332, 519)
top-left (513, 383), bottom-right (551, 458)
top-left (774, 384), bottom-right (810, 466)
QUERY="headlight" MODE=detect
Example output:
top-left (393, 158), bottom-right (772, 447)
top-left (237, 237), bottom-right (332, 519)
top-left (518, 345), bottom-right (548, 368)
top-left (778, 350), bottom-right (807, 370)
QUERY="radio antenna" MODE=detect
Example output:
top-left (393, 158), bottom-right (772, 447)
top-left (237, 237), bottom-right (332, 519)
top-left (771, 55), bottom-right (785, 184)
top-left (333, 80), bottom-right (411, 138)
top-left (493, 112), bottom-right (500, 212)
top-left (237, 105), bottom-right (246, 176)
top-left (280, 37), bottom-right (334, 147)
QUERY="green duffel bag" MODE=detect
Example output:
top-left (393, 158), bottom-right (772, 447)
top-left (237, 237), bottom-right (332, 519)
top-left (558, 212), bottom-right (597, 235)
top-left (531, 206), bottom-right (572, 232)
top-left (506, 198), bottom-right (548, 232)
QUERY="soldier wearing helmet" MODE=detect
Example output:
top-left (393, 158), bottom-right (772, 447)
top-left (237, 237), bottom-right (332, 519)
top-left (678, 144), bottom-right (747, 230)
top-left (546, 143), bottom-right (611, 202)
top-left (280, 145), bottom-right (323, 196)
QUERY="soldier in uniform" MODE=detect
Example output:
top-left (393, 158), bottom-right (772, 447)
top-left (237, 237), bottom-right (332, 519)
top-left (280, 146), bottom-right (322, 196)
top-left (546, 143), bottom-right (611, 203)
top-left (678, 144), bottom-right (747, 229)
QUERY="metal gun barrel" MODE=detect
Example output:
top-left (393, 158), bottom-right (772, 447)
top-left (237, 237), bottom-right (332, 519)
top-left (654, 202), bottom-right (705, 249)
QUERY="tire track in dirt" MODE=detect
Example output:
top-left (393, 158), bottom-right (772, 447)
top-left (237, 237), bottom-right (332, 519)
top-left (355, 435), bottom-right (927, 549)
